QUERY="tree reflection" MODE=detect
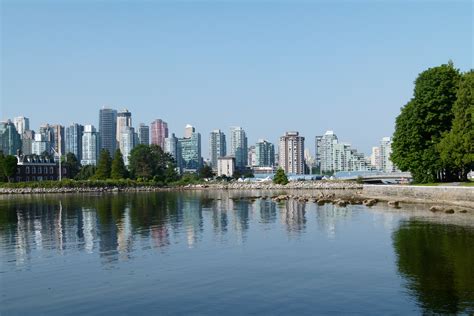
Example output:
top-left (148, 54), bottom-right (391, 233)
top-left (393, 221), bottom-right (474, 314)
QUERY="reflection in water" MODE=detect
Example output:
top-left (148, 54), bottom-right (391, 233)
top-left (393, 221), bottom-right (474, 314)
top-left (280, 199), bottom-right (306, 236)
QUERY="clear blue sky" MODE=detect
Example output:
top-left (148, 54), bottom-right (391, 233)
top-left (1, 0), bottom-right (472, 156)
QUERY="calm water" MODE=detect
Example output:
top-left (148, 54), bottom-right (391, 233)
top-left (0, 191), bottom-right (473, 315)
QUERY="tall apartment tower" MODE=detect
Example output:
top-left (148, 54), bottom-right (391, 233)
top-left (229, 127), bottom-right (248, 170)
top-left (119, 126), bottom-right (136, 166)
top-left (99, 107), bottom-right (117, 155)
top-left (13, 116), bottom-right (30, 136)
top-left (316, 131), bottom-right (338, 173)
top-left (81, 125), bottom-right (99, 166)
top-left (177, 125), bottom-right (201, 173)
top-left (279, 131), bottom-right (305, 175)
top-left (65, 123), bottom-right (84, 161)
top-left (138, 123), bottom-right (150, 145)
top-left (116, 109), bottom-right (132, 146)
top-left (380, 137), bottom-right (397, 173)
top-left (209, 129), bottom-right (226, 171)
top-left (164, 133), bottom-right (178, 160)
top-left (52, 124), bottom-right (65, 156)
top-left (255, 139), bottom-right (275, 167)
top-left (21, 130), bottom-right (35, 155)
top-left (0, 120), bottom-right (22, 155)
top-left (151, 119), bottom-right (168, 149)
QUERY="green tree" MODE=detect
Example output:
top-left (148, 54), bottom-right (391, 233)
top-left (438, 71), bottom-right (474, 181)
top-left (391, 63), bottom-right (461, 183)
top-left (75, 164), bottom-right (96, 180)
top-left (232, 169), bottom-right (242, 180)
top-left (199, 165), bottom-right (214, 179)
top-left (94, 149), bottom-right (112, 180)
top-left (273, 168), bottom-right (289, 185)
top-left (129, 145), bottom-right (155, 180)
top-left (111, 149), bottom-right (128, 179)
top-left (0, 154), bottom-right (18, 182)
top-left (63, 152), bottom-right (81, 179)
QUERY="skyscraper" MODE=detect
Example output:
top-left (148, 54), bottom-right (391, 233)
top-left (229, 127), bottom-right (248, 170)
top-left (138, 123), bottom-right (150, 145)
top-left (370, 146), bottom-right (381, 170)
top-left (380, 137), bottom-right (397, 172)
top-left (150, 119), bottom-right (168, 149)
top-left (116, 109), bottom-right (132, 146)
top-left (279, 131), bottom-right (305, 175)
top-left (13, 116), bottom-right (29, 136)
top-left (164, 133), bottom-right (178, 160)
top-left (21, 130), bottom-right (35, 155)
top-left (39, 124), bottom-right (55, 154)
top-left (81, 125), bottom-right (99, 166)
top-left (119, 126), bottom-right (136, 166)
top-left (209, 129), bottom-right (226, 171)
top-left (32, 133), bottom-right (49, 156)
top-left (255, 139), bottom-right (275, 167)
top-left (316, 131), bottom-right (338, 173)
top-left (65, 123), bottom-right (84, 161)
top-left (99, 107), bottom-right (117, 155)
top-left (177, 125), bottom-right (201, 172)
top-left (0, 120), bottom-right (22, 155)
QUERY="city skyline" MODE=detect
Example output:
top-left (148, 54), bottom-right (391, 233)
top-left (1, 1), bottom-right (471, 156)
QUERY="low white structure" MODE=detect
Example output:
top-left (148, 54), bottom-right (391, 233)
top-left (217, 156), bottom-right (235, 177)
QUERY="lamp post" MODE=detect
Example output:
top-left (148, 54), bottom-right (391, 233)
top-left (51, 147), bottom-right (62, 181)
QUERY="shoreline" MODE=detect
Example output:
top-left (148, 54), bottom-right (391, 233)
top-left (1, 181), bottom-right (473, 210)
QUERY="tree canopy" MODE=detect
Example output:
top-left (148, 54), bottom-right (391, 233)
top-left (94, 149), bottom-right (112, 180)
top-left (63, 153), bottom-right (81, 179)
top-left (111, 149), bottom-right (128, 179)
top-left (391, 63), bottom-right (464, 183)
top-left (129, 144), bottom-right (178, 182)
top-left (0, 153), bottom-right (17, 182)
top-left (273, 168), bottom-right (289, 185)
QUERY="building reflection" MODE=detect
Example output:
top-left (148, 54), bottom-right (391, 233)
top-left (392, 220), bottom-right (474, 314)
top-left (280, 200), bottom-right (306, 236)
top-left (314, 204), bottom-right (351, 239)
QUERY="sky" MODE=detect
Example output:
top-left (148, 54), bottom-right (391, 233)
top-left (1, 0), bottom-right (472, 157)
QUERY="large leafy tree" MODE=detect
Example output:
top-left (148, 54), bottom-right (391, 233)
top-left (111, 149), bottom-right (128, 179)
top-left (94, 149), bottom-right (112, 180)
top-left (273, 168), bottom-right (289, 185)
top-left (63, 152), bottom-right (81, 179)
top-left (437, 71), bottom-right (474, 181)
top-left (129, 145), bottom-right (155, 179)
top-left (75, 165), bottom-right (96, 180)
top-left (391, 63), bottom-right (461, 183)
top-left (0, 154), bottom-right (18, 182)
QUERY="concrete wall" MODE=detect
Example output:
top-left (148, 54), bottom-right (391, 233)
top-left (361, 184), bottom-right (474, 208)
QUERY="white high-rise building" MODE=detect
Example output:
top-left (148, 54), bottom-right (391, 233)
top-left (370, 146), bottom-right (381, 170)
top-left (13, 116), bottom-right (30, 136)
top-left (116, 109), bottom-right (132, 147)
top-left (229, 127), bottom-right (248, 170)
top-left (380, 137), bottom-right (397, 173)
top-left (209, 129), bottom-right (226, 171)
top-left (81, 125), bottom-right (99, 166)
top-left (32, 133), bottom-right (49, 155)
top-left (316, 131), bottom-right (338, 173)
top-left (279, 131), bottom-right (305, 175)
top-left (164, 133), bottom-right (178, 160)
top-left (184, 124), bottom-right (195, 139)
top-left (119, 126), bottom-right (136, 166)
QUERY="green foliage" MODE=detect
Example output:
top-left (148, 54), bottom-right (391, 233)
top-left (437, 71), bottom-right (474, 181)
top-left (273, 168), bottom-right (289, 185)
top-left (392, 63), bottom-right (462, 183)
top-left (111, 149), bottom-right (128, 179)
top-left (0, 153), bottom-right (18, 182)
top-left (199, 165), bottom-right (214, 179)
top-left (63, 152), bottom-right (81, 179)
top-left (75, 164), bottom-right (96, 180)
top-left (232, 169), bottom-right (242, 180)
top-left (172, 172), bottom-right (202, 186)
top-left (94, 149), bottom-right (112, 180)
top-left (129, 144), bottom-right (178, 183)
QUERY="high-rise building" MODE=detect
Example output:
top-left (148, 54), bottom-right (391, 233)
top-left (255, 139), bottom-right (275, 167)
top-left (314, 135), bottom-right (322, 169)
top-left (81, 125), bottom-right (99, 166)
top-left (177, 126), bottom-right (201, 172)
top-left (316, 131), bottom-right (338, 173)
top-left (52, 124), bottom-right (65, 156)
top-left (164, 133), bottom-right (178, 160)
top-left (119, 126), bottom-right (136, 166)
top-left (380, 137), bottom-right (397, 173)
top-left (150, 119), bottom-right (168, 149)
top-left (138, 123), bottom-right (150, 145)
top-left (0, 120), bottom-right (22, 155)
top-left (209, 129), bottom-right (226, 171)
top-left (65, 123), bottom-right (84, 161)
top-left (370, 146), bottom-right (381, 170)
top-left (32, 133), bottom-right (49, 156)
top-left (279, 131), bottom-right (305, 174)
top-left (217, 156), bottom-right (235, 177)
top-left (99, 107), bottom-right (117, 155)
top-left (39, 124), bottom-right (55, 154)
top-left (13, 116), bottom-right (29, 136)
top-left (184, 124), bottom-right (195, 138)
top-left (229, 127), bottom-right (248, 170)
top-left (248, 146), bottom-right (256, 167)
top-left (21, 130), bottom-right (35, 155)
top-left (116, 109), bottom-right (132, 146)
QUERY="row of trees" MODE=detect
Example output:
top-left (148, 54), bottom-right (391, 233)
top-left (391, 62), bottom-right (473, 183)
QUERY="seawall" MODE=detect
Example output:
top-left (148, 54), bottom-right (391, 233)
top-left (360, 184), bottom-right (474, 209)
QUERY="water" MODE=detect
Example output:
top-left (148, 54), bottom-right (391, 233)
top-left (1, 191), bottom-right (473, 315)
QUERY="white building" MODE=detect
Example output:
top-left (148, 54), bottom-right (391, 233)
top-left (164, 133), bottom-right (178, 160)
top-left (13, 116), bottom-right (30, 136)
top-left (81, 125), bottom-right (99, 166)
top-left (217, 156), bottom-right (235, 177)
top-left (229, 127), bottom-right (248, 170)
top-left (32, 133), bottom-right (49, 156)
top-left (370, 146), bottom-right (381, 170)
top-left (119, 126), bottom-right (136, 166)
top-left (116, 109), bottom-right (132, 147)
top-left (279, 131), bottom-right (305, 175)
top-left (209, 129), bottom-right (226, 171)
top-left (380, 137), bottom-right (397, 172)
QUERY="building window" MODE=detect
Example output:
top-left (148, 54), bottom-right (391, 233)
top-left (50, 167), bottom-right (54, 174)
top-left (32, 167), bottom-right (36, 174)
top-left (26, 167), bottom-right (30, 174)
top-left (44, 167), bottom-right (48, 174)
